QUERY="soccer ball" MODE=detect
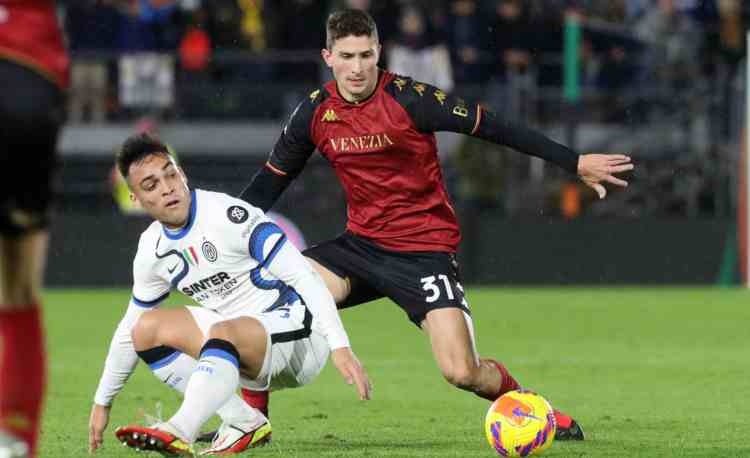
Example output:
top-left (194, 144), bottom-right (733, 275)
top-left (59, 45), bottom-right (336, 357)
top-left (484, 389), bottom-right (556, 457)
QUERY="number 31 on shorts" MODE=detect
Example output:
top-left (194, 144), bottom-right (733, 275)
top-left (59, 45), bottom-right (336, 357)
top-left (420, 274), bottom-right (457, 303)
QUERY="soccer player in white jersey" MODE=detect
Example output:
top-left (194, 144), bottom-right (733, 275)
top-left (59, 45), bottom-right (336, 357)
top-left (88, 134), bottom-right (371, 456)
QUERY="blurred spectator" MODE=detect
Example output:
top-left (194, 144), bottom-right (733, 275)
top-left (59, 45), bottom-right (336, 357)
top-left (492, 0), bottom-right (535, 77)
top-left (445, 0), bottom-right (490, 86)
top-left (586, 0), bottom-right (627, 24)
top-left (387, 5), bottom-right (454, 91)
top-left (203, 1), bottom-right (279, 83)
top-left (280, 0), bottom-right (326, 50)
top-left (203, 0), bottom-right (245, 49)
top-left (623, 0), bottom-right (650, 22)
top-left (487, 0), bottom-right (537, 120)
top-left (179, 24), bottom-right (211, 72)
top-left (277, 0), bottom-right (325, 85)
top-left (635, 0), bottom-right (702, 88)
top-left (65, 0), bottom-right (121, 122)
top-left (714, 0), bottom-right (744, 71)
top-left (114, 0), bottom-right (185, 52)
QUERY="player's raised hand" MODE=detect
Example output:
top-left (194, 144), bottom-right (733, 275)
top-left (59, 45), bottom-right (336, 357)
top-left (88, 403), bottom-right (111, 454)
top-left (331, 347), bottom-right (372, 400)
top-left (577, 154), bottom-right (634, 199)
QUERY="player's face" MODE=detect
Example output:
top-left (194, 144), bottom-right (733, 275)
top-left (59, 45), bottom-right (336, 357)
top-left (126, 153), bottom-right (191, 229)
top-left (322, 35), bottom-right (381, 102)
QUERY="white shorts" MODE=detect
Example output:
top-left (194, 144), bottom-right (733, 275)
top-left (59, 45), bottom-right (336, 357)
top-left (186, 302), bottom-right (330, 392)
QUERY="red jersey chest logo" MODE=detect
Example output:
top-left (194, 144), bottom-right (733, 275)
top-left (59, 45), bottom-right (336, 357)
top-left (328, 131), bottom-right (395, 153)
top-left (313, 93), bottom-right (411, 160)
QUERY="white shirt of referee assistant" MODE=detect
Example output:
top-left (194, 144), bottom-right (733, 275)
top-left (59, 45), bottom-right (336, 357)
top-left (93, 189), bottom-right (350, 406)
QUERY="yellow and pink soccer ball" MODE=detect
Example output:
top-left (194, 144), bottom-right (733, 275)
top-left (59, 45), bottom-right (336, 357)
top-left (484, 389), bottom-right (556, 457)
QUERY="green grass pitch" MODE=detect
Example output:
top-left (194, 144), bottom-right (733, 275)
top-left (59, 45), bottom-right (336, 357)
top-left (40, 287), bottom-right (750, 457)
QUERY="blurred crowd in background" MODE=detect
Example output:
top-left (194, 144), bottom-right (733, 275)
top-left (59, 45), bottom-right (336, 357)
top-left (61, 0), bottom-right (750, 219)
top-left (64, 0), bottom-right (748, 121)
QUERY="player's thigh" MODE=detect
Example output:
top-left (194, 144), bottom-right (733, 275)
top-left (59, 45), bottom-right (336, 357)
top-left (238, 303), bottom-right (330, 392)
top-left (305, 256), bottom-right (350, 303)
top-left (134, 306), bottom-right (207, 357)
top-left (303, 234), bottom-right (384, 309)
top-left (0, 231), bottom-right (49, 307)
top-left (0, 62), bottom-right (64, 306)
top-left (376, 249), bottom-right (471, 326)
top-left (422, 308), bottom-right (479, 379)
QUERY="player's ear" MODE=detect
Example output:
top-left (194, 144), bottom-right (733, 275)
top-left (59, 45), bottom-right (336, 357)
top-left (321, 48), bottom-right (333, 68)
top-left (128, 192), bottom-right (144, 210)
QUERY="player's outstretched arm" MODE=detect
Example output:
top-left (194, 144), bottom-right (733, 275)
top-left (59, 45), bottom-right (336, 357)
top-left (399, 79), bottom-right (636, 198)
top-left (577, 154), bottom-right (634, 199)
top-left (331, 347), bottom-right (372, 400)
top-left (88, 403), bottom-right (111, 454)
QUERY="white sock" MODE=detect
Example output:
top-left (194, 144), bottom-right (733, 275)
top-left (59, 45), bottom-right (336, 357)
top-left (149, 350), bottom-right (260, 425)
top-left (150, 351), bottom-right (194, 393)
top-left (168, 346), bottom-right (241, 442)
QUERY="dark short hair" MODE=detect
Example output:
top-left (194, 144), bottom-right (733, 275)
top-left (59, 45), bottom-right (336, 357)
top-left (326, 9), bottom-right (379, 49)
top-left (117, 133), bottom-right (171, 179)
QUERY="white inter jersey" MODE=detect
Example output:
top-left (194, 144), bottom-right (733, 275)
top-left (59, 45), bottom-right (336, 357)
top-left (134, 189), bottom-right (303, 316)
top-left (94, 189), bottom-right (348, 406)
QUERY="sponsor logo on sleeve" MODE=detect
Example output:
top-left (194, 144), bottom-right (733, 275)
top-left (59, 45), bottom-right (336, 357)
top-left (453, 98), bottom-right (469, 118)
top-left (434, 89), bottom-right (447, 105)
top-left (227, 206), bottom-right (249, 224)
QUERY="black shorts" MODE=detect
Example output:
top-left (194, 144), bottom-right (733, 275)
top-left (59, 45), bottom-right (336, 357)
top-left (0, 59), bottom-right (65, 236)
top-left (303, 232), bottom-right (469, 326)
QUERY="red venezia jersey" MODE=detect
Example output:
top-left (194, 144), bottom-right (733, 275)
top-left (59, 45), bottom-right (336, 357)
top-left (267, 70), bottom-right (486, 253)
top-left (0, 0), bottom-right (69, 88)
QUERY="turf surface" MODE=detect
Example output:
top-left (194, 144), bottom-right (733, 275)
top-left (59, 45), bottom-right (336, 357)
top-left (40, 288), bottom-right (750, 457)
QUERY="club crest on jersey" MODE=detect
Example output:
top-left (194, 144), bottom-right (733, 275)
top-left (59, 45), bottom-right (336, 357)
top-left (227, 206), bottom-right (249, 224)
top-left (201, 241), bottom-right (218, 263)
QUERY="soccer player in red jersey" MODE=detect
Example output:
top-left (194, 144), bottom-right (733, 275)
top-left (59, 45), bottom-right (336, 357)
top-left (240, 9), bottom-right (634, 441)
top-left (0, 1), bottom-right (69, 456)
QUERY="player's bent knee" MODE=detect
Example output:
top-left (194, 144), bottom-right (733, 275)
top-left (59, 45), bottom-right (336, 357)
top-left (131, 311), bottom-right (163, 350)
top-left (207, 317), bottom-right (265, 345)
top-left (441, 362), bottom-right (479, 391)
top-left (206, 318), bottom-right (268, 374)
